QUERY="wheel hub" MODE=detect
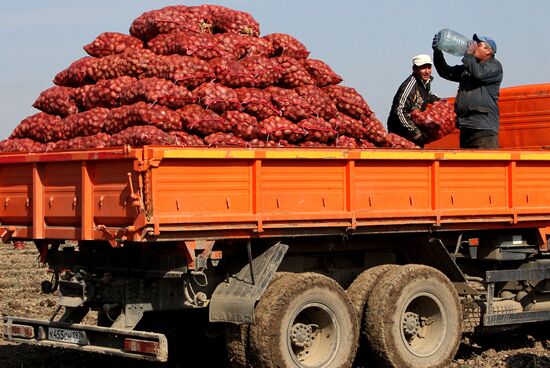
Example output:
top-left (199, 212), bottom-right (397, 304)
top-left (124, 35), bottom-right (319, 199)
top-left (290, 323), bottom-right (316, 348)
top-left (402, 311), bottom-right (420, 337)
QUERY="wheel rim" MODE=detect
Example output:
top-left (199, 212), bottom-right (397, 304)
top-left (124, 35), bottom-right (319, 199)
top-left (399, 291), bottom-right (447, 358)
top-left (287, 302), bottom-right (340, 368)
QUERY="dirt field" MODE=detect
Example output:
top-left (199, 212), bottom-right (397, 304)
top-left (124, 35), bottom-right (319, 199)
top-left (1, 243), bottom-right (549, 368)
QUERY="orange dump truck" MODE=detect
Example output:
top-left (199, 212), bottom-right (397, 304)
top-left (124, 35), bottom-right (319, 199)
top-left (2, 140), bottom-right (550, 368)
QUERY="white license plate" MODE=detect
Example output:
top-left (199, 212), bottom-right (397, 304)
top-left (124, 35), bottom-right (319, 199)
top-left (48, 327), bottom-right (89, 345)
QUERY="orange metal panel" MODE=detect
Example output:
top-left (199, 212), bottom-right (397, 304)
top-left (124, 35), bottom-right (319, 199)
top-left (81, 162), bottom-right (93, 240)
top-left (354, 160), bottom-right (432, 213)
top-left (0, 163), bottom-right (32, 226)
top-left (32, 164), bottom-right (45, 239)
top-left (260, 160), bottom-right (346, 215)
top-left (42, 162), bottom-right (81, 227)
top-left (152, 160), bottom-right (252, 217)
top-left (438, 161), bottom-right (508, 211)
top-left (92, 160), bottom-right (136, 227)
top-left (514, 161), bottom-right (550, 209)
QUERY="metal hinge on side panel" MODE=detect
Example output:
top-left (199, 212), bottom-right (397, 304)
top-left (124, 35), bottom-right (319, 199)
top-left (134, 158), bottom-right (162, 172)
top-left (209, 242), bottom-right (289, 324)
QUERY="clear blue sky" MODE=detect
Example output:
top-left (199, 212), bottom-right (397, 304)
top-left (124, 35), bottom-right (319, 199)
top-left (1, 0), bottom-right (549, 139)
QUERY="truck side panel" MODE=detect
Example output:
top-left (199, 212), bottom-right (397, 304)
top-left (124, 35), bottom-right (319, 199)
top-left (0, 149), bottom-right (141, 241)
top-left (149, 149), bottom-right (550, 243)
top-left (3, 148), bottom-right (550, 245)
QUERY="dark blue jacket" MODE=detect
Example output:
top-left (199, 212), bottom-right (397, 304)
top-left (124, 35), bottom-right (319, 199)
top-left (433, 49), bottom-right (503, 133)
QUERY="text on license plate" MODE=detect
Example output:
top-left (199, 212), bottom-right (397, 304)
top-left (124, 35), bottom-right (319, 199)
top-left (48, 327), bottom-right (89, 345)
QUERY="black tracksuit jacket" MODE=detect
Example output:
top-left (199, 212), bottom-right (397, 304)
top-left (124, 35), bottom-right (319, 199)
top-left (387, 74), bottom-right (438, 140)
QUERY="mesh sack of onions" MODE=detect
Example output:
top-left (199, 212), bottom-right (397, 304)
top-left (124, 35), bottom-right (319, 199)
top-left (299, 141), bottom-right (326, 148)
top-left (411, 99), bottom-right (456, 143)
top-left (212, 56), bottom-right (283, 88)
top-left (224, 110), bottom-right (263, 140)
top-left (239, 56), bottom-right (284, 88)
top-left (178, 104), bottom-right (232, 135)
top-left (265, 86), bottom-right (311, 121)
top-left (361, 115), bottom-right (388, 146)
top-left (248, 138), bottom-right (291, 148)
top-left (75, 76), bottom-right (137, 110)
top-left (213, 33), bottom-right (250, 59)
top-left (234, 87), bottom-right (280, 120)
top-left (170, 131), bottom-right (205, 146)
top-left (358, 139), bottom-right (376, 148)
top-left (121, 77), bottom-right (195, 109)
top-left (297, 117), bottom-right (337, 143)
top-left (384, 133), bottom-right (418, 149)
top-left (54, 50), bottom-right (156, 87)
top-left (213, 33), bottom-right (274, 59)
top-left (263, 33), bottom-right (310, 59)
top-left (53, 57), bottom-right (96, 87)
top-left (274, 56), bottom-right (315, 88)
top-left (0, 138), bottom-right (46, 153)
top-left (329, 115), bottom-right (365, 139)
top-left (47, 133), bottom-right (112, 152)
top-left (10, 113), bottom-right (63, 142)
top-left (110, 125), bottom-right (176, 147)
top-left (211, 57), bottom-right (253, 86)
top-left (144, 54), bottom-right (214, 88)
top-left (204, 132), bottom-right (248, 147)
top-left (104, 102), bottom-right (182, 134)
top-left (61, 108), bottom-right (110, 139)
top-left (84, 32), bottom-right (144, 58)
top-left (335, 135), bottom-right (360, 148)
top-left (33, 86), bottom-right (79, 117)
top-left (130, 5), bottom-right (213, 42)
top-left (323, 85), bottom-right (373, 119)
top-left (239, 36), bottom-right (274, 58)
top-left (203, 5), bottom-right (260, 36)
top-left (193, 82), bottom-right (241, 112)
top-left (300, 59), bottom-right (343, 87)
top-left (259, 116), bottom-right (306, 143)
top-left (147, 32), bottom-right (223, 60)
top-left (295, 85), bottom-right (339, 120)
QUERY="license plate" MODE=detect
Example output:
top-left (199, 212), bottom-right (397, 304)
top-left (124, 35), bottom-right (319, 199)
top-left (48, 327), bottom-right (89, 345)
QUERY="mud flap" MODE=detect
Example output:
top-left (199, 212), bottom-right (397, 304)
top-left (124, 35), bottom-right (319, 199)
top-left (209, 242), bottom-right (289, 323)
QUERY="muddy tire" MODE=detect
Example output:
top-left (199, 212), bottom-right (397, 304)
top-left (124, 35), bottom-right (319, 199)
top-left (224, 272), bottom-right (290, 368)
top-left (346, 264), bottom-right (401, 326)
top-left (225, 323), bottom-right (250, 368)
top-left (346, 264), bottom-right (401, 365)
top-left (365, 264), bottom-right (462, 368)
top-left (249, 272), bottom-right (358, 368)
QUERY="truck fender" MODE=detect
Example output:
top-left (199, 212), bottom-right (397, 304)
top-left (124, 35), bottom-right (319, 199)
top-left (209, 242), bottom-right (289, 324)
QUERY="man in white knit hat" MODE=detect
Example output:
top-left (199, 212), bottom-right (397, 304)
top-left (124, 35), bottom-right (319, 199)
top-left (387, 54), bottom-right (439, 147)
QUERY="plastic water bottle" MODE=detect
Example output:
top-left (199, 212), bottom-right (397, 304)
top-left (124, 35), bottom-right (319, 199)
top-left (436, 29), bottom-right (469, 56)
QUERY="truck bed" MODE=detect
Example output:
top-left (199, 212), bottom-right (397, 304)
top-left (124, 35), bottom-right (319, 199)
top-left (2, 146), bottom-right (550, 245)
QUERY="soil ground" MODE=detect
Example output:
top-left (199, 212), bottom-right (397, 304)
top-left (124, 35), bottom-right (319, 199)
top-left (1, 244), bottom-right (549, 367)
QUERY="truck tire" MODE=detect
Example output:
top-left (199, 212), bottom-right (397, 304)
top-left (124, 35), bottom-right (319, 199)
top-left (346, 264), bottom-right (401, 325)
top-left (249, 272), bottom-right (358, 368)
top-left (225, 323), bottom-right (250, 368)
top-left (365, 264), bottom-right (462, 368)
top-left (346, 264), bottom-right (401, 364)
top-left (225, 272), bottom-right (290, 368)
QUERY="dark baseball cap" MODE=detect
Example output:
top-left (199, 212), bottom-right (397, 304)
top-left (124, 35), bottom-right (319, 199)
top-left (473, 34), bottom-right (497, 53)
